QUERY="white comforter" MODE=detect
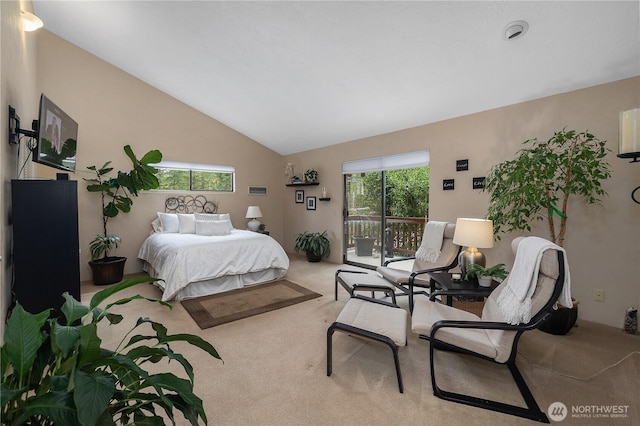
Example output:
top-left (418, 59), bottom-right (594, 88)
top-left (138, 230), bottom-right (289, 301)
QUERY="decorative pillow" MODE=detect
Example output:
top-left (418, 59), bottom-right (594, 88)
top-left (196, 220), bottom-right (232, 236)
top-left (157, 212), bottom-right (179, 233)
top-left (195, 213), bottom-right (234, 229)
top-left (177, 214), bottom-right (196, 234)
top-left (151, 217), bottom-right (162, 233)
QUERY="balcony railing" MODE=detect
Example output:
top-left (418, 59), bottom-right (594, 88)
top-left (346, 215), bottom-right (427, 256)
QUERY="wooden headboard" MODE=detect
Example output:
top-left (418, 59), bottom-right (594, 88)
top-left (164, 195), bottom-right (218, 214)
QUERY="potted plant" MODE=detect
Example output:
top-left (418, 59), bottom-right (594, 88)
top-left (0, 276), bottom-right (221, 425)
top-left (294, 230), bottom-right (330, 262)
top-left (483, 128), bottom-right (611, 333)
top-left (304, 168), bottom-right (318, 183)
top-left (464, 263), bottom-right (508, 287)
top-left (85, 145), bottom-right (162, 285)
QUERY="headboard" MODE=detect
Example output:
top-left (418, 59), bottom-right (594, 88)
top-left (164, 195), bottom-right (218, 214)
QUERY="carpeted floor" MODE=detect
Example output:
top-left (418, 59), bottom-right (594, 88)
top-left (81, 256), bottom-right (640, 425)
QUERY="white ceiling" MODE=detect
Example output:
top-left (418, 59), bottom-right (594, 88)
top-left (32, 1), bottom-right (640, 155)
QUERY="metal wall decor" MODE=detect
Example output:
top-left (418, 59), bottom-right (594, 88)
top-left (456, 159), bottom-right (469, 171)
top-left (165, 195), bottom-right (218, 213)
top-left (443, 179), bottom-right (455, 191)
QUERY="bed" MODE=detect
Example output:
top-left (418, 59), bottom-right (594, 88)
top-left (138, 196), bottom-right (289, 301)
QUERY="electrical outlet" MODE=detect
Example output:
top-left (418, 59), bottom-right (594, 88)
top-left (593, 289), bottom-right (605, 302)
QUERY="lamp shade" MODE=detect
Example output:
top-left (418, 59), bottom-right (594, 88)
top-left (619, 109), bottom-right (640, 161)
top-left (245, 206), bottom-right (263, 219)
top-left (453, 218), bottom-right (494, 248)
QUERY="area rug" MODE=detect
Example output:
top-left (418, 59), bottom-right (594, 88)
top-left (181, 280), bottom-right (322, 329)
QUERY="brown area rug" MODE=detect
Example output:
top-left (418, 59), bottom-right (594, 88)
top-left (181, 280), bottom-right (322, 329)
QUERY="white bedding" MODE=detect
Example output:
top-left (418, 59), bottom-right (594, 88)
top-left (138, 229), bottom-right (289, 301)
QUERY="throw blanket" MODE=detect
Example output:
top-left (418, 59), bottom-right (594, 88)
top-left (415, 221), bottom-right (447, 263)
top-left (497, 236), bottom-right (572, 325)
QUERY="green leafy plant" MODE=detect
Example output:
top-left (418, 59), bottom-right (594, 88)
top-left (303, 169), bottom-right (318, 183)
top-left (294, 230), bottom-right (330, 260)
top-left (85, 145), bottom-right (162, 260)
top-left (464, 263), bottom-right (508, 281)
top-left (0, 276), bottom-right (221, 425)
top-left (483, 128), bottom-right (611, 247)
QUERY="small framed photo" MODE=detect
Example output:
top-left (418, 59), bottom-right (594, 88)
top-left (443, 179), bottom-right (455, 191)
top-left (306, 196), bottom-right (316, 210)
top-left (473, 177), bottom-right (486, 189)
top-left (456, 159), bottom-right (469, 171)
top-left (295, 189), bottom-right (304, 203)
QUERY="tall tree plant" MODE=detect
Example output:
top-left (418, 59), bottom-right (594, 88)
top-left (483, 128), bottom-right (612, 247)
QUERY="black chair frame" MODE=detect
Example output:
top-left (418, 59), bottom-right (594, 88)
top-left (420, 250), bottom-right (565, 423)
top-left (327, 295), bottom-right (405, 393)
top-left (335, 246), bottom-right (461, 309)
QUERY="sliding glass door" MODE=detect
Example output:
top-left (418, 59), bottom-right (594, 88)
top-left (343, 151), bottom-right (430, 269)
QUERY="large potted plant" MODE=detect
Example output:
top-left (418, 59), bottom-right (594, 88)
top-left (85, 145), bottom-right (162, 285)
top-left (294, 230), bottom-right (330, 262)
top-left (0, 276), bottom-right (221, 425)
top-left (483, 128), bottom-right (611, 334)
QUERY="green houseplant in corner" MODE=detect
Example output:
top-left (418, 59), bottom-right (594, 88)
top-left (483, 128), bottom-right (610, 334)
top-left (85, 145), bottom-right (162, 285)
top-left (294, 230), bottom-right (330, 262)
top-left (0, 276), bottom-right (221, 425)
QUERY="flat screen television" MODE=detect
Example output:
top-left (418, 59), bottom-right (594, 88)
top-left (33, 94), bottom-right (78, 173)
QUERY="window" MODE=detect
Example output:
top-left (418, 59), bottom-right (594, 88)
top-left (155, 161), bottom-right (235, 192)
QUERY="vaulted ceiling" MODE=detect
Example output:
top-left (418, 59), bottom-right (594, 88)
top-left (33, 1), bottom-right (640, 155)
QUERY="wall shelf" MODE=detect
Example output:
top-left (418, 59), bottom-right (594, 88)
top-left (319, 197), bottom-right (331, 201)
top-left (286, 182), bottom-right (319, 187)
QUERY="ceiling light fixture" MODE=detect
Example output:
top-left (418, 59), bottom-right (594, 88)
top-left (503, 20), bottom-right (529, 41)
top-left (21, 10), bottom-right (44, 32)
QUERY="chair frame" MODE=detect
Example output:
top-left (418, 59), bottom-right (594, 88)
top-left (335, 246), bottom-right (461, 310)
top-left (420, 250), bottom-right (565, 423)
top-left (327, 295), bottom-right (406, 393)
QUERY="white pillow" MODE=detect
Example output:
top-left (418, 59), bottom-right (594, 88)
top-left (177, 214), bottom-right (196, 234)
top-left (151, 217), bottom-right (162, 233)
top-left (157, 213), bottom-right (179, 233)
top-left (195, 212), bottom-right (234, 229)
top-left (196, 220), bottom-right (231, 236)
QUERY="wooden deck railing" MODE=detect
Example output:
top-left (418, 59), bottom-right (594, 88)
top-left (346, 215), bottom-right (427, 255)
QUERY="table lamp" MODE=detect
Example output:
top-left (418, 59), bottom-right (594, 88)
top-left (245, 206), bottom-right (263, 231)
top-left (453, 218), bottom-right (494, 278)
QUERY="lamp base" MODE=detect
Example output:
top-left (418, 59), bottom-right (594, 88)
top-left (247, 219), bottom-right (261, 232)
top-left (459, 247), bottom-right (486, 278)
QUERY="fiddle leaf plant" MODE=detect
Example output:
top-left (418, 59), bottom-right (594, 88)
top-left (483, 128), bottom-right (611, 247)
top-left (0, 276), bottom-right (221, 425)
top-left (85, 145), bottom-right (162, 260)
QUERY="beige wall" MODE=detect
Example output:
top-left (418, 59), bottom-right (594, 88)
top-left (35, 31), bottom-right (286, 283)
top-left (2, 12), bottom-right (637, 331)
top-left (1, 0), bottom-right (40, 342)
top-left (284, 77), bottom-right (640, 329)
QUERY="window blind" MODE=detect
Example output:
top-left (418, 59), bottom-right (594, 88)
top-left (342, 150), bottom-right (429, 174)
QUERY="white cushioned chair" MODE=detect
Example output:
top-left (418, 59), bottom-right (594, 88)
top-left (335, 222), bottom-right (460, 311)
top-left (411, 236), bottom-right (569, 423)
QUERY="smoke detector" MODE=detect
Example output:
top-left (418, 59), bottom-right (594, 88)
top-left (503, 20), bottom-right (529, 41)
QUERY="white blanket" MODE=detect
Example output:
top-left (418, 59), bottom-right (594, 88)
top-left (415, 221), bottom-right (447, 263)
top-left (497, 236), bottom-right (571, 325)
top-left (138, 230), bottom-right (289, 301)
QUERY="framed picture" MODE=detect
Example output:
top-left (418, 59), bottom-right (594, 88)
top-left (443, 179), bottom-right (455, 191)
top-left (306, 196), bottom-right (316, 210)
top-left (473, 177), bottom-right (486, 189)
top-left (295, 189), bottom-right (304, 203)
top-left (456, 159), bottom-right (469, 171)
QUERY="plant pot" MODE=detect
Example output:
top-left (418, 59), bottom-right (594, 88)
top-left (305, 251), bottom-right (323, 263)
top-left (89, 256), bottom-right (127, 285)
top-left (353, 236), bottom-right (375, 256)
top-left (538, 298), bottom-right (579, 335)
top-left (478, 276), bottom-right (493, 287)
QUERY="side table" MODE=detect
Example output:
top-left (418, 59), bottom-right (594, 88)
top-left (424, 272), bottom-right (499, 307)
